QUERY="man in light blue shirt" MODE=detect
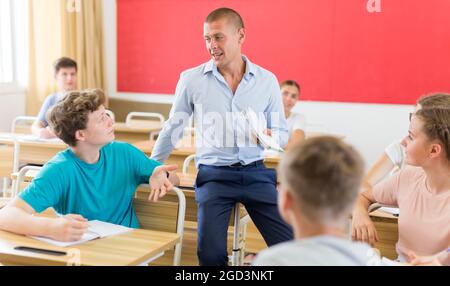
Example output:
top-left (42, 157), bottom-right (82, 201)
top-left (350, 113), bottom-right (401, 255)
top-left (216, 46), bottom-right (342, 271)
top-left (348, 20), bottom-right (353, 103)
top-left (151, 7), bottom-right (293, 266)
top-left (0, 89), bottom-right (178, 242)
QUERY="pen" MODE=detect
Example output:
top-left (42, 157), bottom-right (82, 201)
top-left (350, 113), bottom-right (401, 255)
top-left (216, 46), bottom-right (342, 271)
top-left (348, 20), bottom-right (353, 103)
top-left (14, 246), bottom-right (67, 256)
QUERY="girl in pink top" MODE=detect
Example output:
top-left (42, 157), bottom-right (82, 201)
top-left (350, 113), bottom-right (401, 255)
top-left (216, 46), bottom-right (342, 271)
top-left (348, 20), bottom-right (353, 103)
top-left (352, 94), bottom-right (450, 265)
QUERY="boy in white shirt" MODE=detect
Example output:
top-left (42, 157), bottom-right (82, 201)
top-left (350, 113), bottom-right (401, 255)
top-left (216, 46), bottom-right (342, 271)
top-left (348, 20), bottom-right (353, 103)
top-left (280, 80), bottom-right (306, 148)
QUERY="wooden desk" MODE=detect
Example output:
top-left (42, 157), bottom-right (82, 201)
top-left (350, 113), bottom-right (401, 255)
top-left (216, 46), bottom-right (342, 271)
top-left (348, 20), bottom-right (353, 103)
top-left (0, 207), bottom-right (180, 266)
top-left (113, 121), bottom-right (162, 143)
top-left (133, 140), bottom-right (197, 174)
top-left (0, 228), bottom-right (180, 266)
top-left (133, 140), bottom-right (281, 174)
top-left (263, 155), bottom-right (280, 169)
top-left (0, 133), bottom-right (67, 166)
top-left (369, 209), bottom-right (399, 260)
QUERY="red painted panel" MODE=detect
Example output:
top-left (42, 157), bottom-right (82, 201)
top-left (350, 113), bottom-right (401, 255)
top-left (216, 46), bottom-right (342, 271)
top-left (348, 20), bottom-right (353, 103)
top-left (117, 0), bottom-right (450, 104)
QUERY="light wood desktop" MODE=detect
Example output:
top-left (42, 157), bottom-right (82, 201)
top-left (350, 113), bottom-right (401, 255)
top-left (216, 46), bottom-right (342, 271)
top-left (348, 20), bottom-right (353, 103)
top-left (0, 133), bottom-right (67, 166)
top-left (132, 139), bottom-right (281, 174)
top-left (133, 140), bottom-right (197, 174)
top-left (0, 209), bottom-right (180, 266)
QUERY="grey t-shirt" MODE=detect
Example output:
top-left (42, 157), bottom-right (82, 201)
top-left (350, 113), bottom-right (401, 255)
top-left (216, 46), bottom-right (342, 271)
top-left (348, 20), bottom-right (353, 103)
top-left (37, 92), bottom-right (64, 126)
top-left (253, 235), bottom-right (381, 266)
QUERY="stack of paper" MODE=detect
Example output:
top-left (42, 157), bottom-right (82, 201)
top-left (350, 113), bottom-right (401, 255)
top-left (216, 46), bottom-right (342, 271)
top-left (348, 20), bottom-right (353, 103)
top-left (242, 107), bottom-right (284, 152)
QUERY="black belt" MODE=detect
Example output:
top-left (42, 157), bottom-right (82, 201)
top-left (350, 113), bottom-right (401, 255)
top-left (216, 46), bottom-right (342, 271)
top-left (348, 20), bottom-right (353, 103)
top-left (229, 160), bottom-right (263, 168)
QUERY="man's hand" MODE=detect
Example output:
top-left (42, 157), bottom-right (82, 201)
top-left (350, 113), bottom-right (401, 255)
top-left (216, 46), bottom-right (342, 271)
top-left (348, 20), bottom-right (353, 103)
top-left (256, 129), bottom-right (273, 145)
top-left (148, 165), bottom-right (178, 202)
top-left (263, 129), bottom-right (272, 137)
top-left (49, 214), bottom-right (88, 242)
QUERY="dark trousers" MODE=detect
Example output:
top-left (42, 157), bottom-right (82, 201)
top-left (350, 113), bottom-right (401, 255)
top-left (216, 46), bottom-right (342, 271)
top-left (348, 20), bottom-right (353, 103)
top-left (195, 161), bottom-right (293, 266)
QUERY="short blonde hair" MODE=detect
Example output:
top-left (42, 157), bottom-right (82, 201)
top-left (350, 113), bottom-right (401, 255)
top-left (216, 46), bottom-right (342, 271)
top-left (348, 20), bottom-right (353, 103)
top-left (279, 136), bottom-right (364, 223)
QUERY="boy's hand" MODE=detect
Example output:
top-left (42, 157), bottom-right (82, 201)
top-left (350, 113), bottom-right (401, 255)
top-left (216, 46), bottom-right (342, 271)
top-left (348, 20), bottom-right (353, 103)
top-left (49, 214), bottom-right (88, 242)
top-left (148, 165), bottom-right (178, 202)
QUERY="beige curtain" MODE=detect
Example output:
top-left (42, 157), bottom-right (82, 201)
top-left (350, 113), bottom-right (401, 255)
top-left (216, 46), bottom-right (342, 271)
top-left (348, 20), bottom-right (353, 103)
top-left (27, 0), bottom-right (106, 115)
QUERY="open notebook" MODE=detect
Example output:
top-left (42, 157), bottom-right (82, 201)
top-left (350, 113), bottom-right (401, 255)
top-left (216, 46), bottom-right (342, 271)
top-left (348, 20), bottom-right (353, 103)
top-left (29, 220), bottom-right (132, 247)
top-left (241, 107), bottom-right (284, 152)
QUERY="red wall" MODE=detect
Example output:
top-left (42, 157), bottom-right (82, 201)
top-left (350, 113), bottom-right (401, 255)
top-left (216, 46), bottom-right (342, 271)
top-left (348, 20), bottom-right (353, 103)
top-left (117, 0), bottom-right (450, 104)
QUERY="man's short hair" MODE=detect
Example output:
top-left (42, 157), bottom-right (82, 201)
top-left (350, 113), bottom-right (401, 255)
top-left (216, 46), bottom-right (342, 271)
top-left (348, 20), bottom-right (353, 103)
top-left (53, 57), bottom-right (77, 74)
top-left (279, 136), bottom-right (364, 224)
top-left (205, 7), bottom-right (244, 29)
top-left (48, 89), bottom-right (105, 147)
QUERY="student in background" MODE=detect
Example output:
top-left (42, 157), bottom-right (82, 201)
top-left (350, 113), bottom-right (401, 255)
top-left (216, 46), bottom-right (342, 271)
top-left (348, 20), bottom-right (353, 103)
top-left (363, 93), bottom-right (450, 191)
top-left (280, 80), bottom-right (306, 148)
top-left (352, 104), bottom-right (450, 263)
top-left (31, 57), bottom-right (78, 139)
top-left (253, 136), bottom-right (380, 265)
top-left (0, 89), bottom-right (179, 242)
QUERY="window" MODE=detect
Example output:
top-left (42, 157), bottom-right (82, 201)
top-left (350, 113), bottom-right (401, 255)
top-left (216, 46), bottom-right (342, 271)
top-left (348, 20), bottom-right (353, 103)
top-left (0, 0), bottom-right (27, 93)
top-left (0, 0), bottom-right (14, 83)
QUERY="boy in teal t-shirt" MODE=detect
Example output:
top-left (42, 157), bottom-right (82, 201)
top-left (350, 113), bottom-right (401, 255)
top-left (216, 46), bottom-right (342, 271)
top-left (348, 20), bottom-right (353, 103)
top-left (0, 89), bottom-right (178, 242)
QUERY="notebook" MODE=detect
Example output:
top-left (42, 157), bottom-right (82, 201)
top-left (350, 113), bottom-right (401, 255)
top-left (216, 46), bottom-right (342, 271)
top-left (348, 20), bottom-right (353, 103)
top-left (242, 107), bottom-right (284, 152)
top-left (29, 220), bottom-right (132, 247)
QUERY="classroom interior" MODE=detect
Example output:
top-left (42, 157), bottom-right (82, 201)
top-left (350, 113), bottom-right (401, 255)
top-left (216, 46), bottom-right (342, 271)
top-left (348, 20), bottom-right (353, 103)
top-left (0, 0), bottom-right (449, 266)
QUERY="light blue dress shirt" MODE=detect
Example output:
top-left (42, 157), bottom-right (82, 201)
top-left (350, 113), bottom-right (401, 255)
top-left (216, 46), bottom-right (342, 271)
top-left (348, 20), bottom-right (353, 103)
top-left (151, 56), bottom-right (288, 167)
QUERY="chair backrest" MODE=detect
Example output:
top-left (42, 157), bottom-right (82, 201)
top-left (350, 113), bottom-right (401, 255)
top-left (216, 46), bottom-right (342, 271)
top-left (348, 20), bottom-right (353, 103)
top-left (0, 140), bottom-right (15, 196)
top-left (105, 110), bottom-right (115, 123)
top-left (0, 141), bottom-right (15, 178)
top-left (11, 166), bottom-right (42, 197)
top-left (134, 184), bottom-right (185, 266)
top-left (182, 154), bottom-right (196, 175)
top-left (125, 112), bottom-right (165, 127)
top-left (11, 116), bottom-right (38, 134)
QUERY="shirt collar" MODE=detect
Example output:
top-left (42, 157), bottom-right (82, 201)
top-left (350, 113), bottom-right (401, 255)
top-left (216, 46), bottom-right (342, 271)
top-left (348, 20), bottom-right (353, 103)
top-left (203, 55), bottom-right (256, 80)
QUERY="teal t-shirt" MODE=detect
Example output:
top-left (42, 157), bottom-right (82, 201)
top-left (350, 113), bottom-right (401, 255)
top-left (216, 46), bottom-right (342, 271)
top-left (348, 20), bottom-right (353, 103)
top-left (19, 141), bottom-right (161, 228)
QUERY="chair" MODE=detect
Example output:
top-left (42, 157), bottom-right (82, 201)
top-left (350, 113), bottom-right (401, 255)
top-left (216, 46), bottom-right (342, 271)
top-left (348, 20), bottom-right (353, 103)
top-left (11, 116), bottom-right (38, 134)
top-left (105, 109), bottom-right (116, 123)
top-left (133, 185), bottom-right (186, 266)
top-left (11, 165), bottom-right (42, 197)
top-left (0, 140), bottom-right (16, 206)
top-left (182, 154), bottom-right (251, 266)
